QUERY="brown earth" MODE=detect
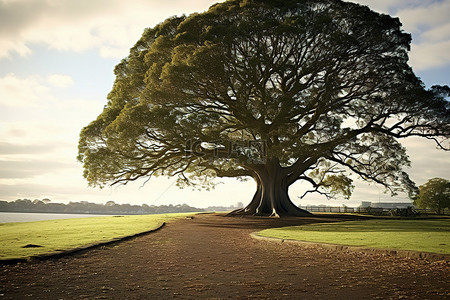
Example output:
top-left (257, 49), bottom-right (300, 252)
top-left (1, 213), bottom-right (449, 299)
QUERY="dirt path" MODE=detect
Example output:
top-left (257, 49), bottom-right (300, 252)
top-left (1, 213), bottom-right (449, 299)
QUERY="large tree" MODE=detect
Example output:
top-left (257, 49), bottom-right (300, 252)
top-left (78, 0), bottom-right (449, 217)
top-left (414, 178), bottom-right (450, 214)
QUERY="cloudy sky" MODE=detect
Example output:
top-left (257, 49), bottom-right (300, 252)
top-left (0, 0), bottom-right (449, 209)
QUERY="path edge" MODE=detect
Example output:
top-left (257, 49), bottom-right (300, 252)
top-left (250, 232), bottom-right (450, 262)
top-left (0, 222), bottom-right (166, 265)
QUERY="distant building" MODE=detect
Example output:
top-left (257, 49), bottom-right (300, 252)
top-left (360, 201), bottom-right (413, 209)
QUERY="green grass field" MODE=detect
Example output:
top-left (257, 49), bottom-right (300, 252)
top-left (257, 219), bottom-right (450, 254)
top-left (0, 213), bottom-right (194, 261)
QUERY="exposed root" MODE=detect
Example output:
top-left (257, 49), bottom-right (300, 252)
top-left (226, 206), bottom-right (312, 218)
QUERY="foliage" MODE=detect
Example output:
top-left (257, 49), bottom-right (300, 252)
top-left (0, 213), bottom-right (193, 261)
top-left (414, 178), bottom-right (450, 214)
top-left (365, 207), bottom-right (384, 216)
top-left (257, 219), bottom-right (450, 254)
top-left (389, 207), bottom-right (419, 217)
top-left (78, 0), bottom-right (449, 216)
top-left (0, 199), bottom-right (203, 215)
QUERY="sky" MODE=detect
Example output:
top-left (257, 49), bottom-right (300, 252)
top-left (0, 0), bottom-right (449, 209)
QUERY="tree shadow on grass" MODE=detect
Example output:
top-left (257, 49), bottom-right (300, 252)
top-left (192, 213), bottom-right (371, 230)
top-left (284, 219), bottom-right (450, 233)
top-left (191, 213), bottom-right (450, 233)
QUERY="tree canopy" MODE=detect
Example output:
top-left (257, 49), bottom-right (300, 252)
top-left (78, 0), bottom-right (449, 217)
top-left (414, 178), bottom-right (450, 214)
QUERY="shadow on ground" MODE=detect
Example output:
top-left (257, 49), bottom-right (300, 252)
top-left (195, 213), bottom-right (371, 230)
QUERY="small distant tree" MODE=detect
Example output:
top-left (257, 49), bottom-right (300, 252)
top-left (32, 199), bottom-right (42, 204)
top-left (414, 178), bottom-right (450, 214)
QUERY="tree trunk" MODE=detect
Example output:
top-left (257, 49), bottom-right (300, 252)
top-left (228, 160), bottom-right (312, 217)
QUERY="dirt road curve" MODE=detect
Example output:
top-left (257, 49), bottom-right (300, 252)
top-left (1, 213), bottom-right (449, 299)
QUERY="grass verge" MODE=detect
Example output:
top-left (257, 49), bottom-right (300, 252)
top-left (0, 213), bottom-right (195, 261)
top-left (257, 219), bottom-right (450, 254)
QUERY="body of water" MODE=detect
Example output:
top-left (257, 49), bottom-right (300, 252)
top-left (0, 212), bottom-right (118, 223)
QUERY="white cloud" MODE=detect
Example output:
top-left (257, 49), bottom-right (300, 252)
top-left (2, 0), bottom-right (448, 72)
top-left (0, 73), bottom-right (74, 107)
top-left (396, 1), bottom-right (450, 34)
top-left (352, 0), bottom-right (433, 14)
top-left (0, 73), bottom-right (50, 107)
top-left (395, 1), bottom-right (450, 70)
top-left (409, 40), bottom-right (450, 70)
top-left (47, 74), bottom-right (74, 88)
top-left (0, 0), bottom-right (220, 59)
top-left (401, 137), bottom-right (450, 184)
top-left (352, 1), bottom-right (450, 71)
top-left (0, 73), bottom-right (104, 161)
top-left (407, 17), bottom-right (450, 70)
top-left (0, 141), bottom-right (54, 155)
top-left (0, 159), bottom-right (74, 179)
top-left (0, 39), bottom-right (31, 58)
top-left (420, 23), bottom-right (450, 44)
top-left (352, 0), bottom-right (401, 13)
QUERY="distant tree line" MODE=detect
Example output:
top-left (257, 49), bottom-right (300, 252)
top-left (0, 199), bottom-right (204, 215)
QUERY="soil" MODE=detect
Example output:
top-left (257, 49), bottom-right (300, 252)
top-left (1, 213), bottom-right (449, 299)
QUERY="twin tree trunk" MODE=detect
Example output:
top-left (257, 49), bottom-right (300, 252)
top-left (228, 160), bottom-right (312, 217)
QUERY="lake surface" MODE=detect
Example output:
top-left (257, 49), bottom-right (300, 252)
top-left (0, 212), bottom-right (117, 223)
